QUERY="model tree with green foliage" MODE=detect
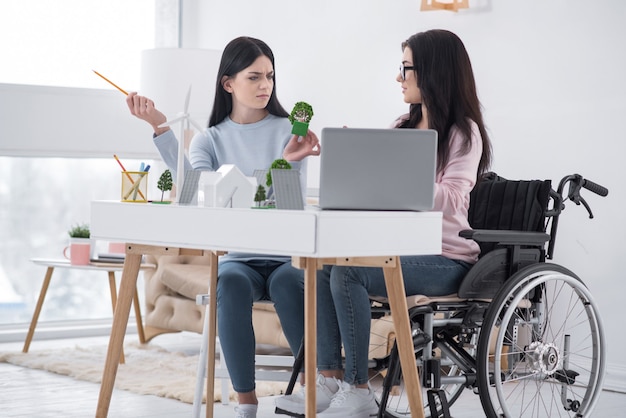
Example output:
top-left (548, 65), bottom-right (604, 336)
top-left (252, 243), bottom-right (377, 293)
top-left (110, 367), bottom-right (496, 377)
top-left (266, 158), bottom-right (292, 188)
top-left (254, 184), bottom-right (267, 207)
top-left (288, 101), bottom-right (314, 136)
top-left (157, 169), bottom-right (173, 202)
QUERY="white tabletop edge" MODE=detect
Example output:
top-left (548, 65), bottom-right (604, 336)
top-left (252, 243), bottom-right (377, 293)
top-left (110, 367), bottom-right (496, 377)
top-left (90, 201), bottom-right (442, 258)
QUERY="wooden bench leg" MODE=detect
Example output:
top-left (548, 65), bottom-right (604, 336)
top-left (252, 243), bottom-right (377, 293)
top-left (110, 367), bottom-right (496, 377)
top-left (22, 267), bottom-right (54, 353)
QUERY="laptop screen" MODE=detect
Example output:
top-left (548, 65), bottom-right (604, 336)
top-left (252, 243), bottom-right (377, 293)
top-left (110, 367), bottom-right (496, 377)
top-left (318, 127), bottom-right (437, 211)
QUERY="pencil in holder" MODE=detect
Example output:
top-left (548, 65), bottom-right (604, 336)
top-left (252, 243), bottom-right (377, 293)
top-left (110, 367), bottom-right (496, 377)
top-left (121, 171), bottom-right (148, 203)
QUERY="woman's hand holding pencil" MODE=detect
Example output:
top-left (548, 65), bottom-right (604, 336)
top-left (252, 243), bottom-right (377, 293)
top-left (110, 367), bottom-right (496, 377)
top-left (92, 70), bottom-right (169, 136)
top-left (126, 92), bottom-right (170, 135)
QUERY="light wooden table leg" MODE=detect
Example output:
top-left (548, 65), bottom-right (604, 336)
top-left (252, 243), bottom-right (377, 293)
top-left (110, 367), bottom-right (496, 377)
top-left (111, 268), bottom-right (147, 345)
top-left (107, 271), bottom-right (125, 364)
top-left (22, 266), bottom-right (54, 353)
top-left (303, 258), bottom-right (317, 418)
top-left (133, 287), bottom-right (146, 344)
top-left (96, 252), bottom-right (142, 418)
top-left (383, 258), bottom-right (425, 418)
top-left (205, 251), bottom-right (219, 418)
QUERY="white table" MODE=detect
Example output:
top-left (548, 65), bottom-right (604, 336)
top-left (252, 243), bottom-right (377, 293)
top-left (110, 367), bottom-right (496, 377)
top-left (24, 258), bottom-right (154, 363)
top-left (90, 201), bottom-right (442, 418)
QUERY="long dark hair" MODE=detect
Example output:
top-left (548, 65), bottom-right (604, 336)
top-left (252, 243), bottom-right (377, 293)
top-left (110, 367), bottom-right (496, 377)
top-left (397, 29), bottom-right (492, 177)
top-left (208, 36), bottom-right (289, 127)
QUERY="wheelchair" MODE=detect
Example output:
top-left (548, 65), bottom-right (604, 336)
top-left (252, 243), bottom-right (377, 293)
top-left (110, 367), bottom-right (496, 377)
top-left (280, 172), bottom-right (609, 418)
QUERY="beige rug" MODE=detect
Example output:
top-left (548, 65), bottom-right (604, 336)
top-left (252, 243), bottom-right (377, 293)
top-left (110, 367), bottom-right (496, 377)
top-left (0, 342), bottom-right (289, 404)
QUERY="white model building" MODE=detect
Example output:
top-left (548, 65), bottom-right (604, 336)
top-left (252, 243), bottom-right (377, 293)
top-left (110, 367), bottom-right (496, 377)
top-left (200, 164), bottom-right (257, 208)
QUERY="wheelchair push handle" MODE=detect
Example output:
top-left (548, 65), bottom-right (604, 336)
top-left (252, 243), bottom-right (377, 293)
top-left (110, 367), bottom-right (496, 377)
top-left (581, 177), bottom-right (609, 197)
top-left (557, 173), bottom-right (609, 200)
top-left (556, 173), bottom-right (609, 220)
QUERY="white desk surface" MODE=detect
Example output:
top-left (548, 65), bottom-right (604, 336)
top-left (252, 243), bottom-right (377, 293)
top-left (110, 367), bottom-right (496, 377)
top-left (91, 201), bottom-right (442, 257)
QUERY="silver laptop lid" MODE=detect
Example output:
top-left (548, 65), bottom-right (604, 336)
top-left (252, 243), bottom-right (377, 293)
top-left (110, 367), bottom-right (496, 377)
top-left (319, 127), bottom-right (438, 211)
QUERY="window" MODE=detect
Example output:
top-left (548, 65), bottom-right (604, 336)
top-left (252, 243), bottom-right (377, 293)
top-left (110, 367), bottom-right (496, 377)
top-left (0, 0), bottom-right (171, 332)
top-left (0, 0), bottom-right (155, 89)
top-left (0, 157), bottom-right (165, 327)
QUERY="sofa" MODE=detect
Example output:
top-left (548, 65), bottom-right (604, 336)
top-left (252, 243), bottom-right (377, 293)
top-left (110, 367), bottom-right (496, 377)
top-left (141, 254), bottom-right (397, 360)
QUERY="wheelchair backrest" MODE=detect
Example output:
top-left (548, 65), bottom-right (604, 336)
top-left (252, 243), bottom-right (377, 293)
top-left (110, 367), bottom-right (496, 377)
top-left (457, 172), bottom-right (552, 299)
top-left (468, 172), bottom-right (552, 255)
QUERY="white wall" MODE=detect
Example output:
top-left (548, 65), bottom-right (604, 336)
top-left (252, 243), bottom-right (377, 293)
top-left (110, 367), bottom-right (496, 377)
top-left (184, 0), bottom-right (626, 390)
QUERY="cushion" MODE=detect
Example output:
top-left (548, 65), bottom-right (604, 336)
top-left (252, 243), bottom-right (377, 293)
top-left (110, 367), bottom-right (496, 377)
top-left (160, 264), bottom-right (212, 300)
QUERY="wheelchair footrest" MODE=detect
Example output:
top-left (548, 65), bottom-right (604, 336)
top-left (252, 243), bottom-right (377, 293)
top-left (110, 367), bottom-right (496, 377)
top-left (274, 407), bottom-right (304, 417)
top-left (427, 388), bottom-right (452, 418)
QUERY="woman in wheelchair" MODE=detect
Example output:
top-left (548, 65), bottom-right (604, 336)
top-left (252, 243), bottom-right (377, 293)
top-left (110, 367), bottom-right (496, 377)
top-left (276, 28), bottom-right (493, 417)
top-left (277, 29), bottom-right (609, 418)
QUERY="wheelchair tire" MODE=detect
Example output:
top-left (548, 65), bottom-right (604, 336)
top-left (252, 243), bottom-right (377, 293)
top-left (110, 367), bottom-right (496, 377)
top-left (476, 263), bottom-right (605, 417)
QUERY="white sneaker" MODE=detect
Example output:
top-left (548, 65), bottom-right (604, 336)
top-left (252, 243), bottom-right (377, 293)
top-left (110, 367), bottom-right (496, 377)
top-left (317, 381), bottom-right (378, 418)
top-left (274, 374), bottom-right (340, 415)
top-left (234, 404), bottom-right (257, 418)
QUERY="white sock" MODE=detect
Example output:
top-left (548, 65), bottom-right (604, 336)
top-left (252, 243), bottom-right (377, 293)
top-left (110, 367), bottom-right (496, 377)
top-left (237, 404), bottom-right (258, 413)
top-left (322, 376), bottom-right (340, 393)
top-left (355, 386), bottom-right (370, 395)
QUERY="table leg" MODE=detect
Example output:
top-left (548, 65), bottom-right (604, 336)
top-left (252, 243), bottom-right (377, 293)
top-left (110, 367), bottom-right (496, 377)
top-left (96, 252), bottom-right (142, 418)
top-left (107, 272), bottom-right (125, 364)
top-left (205, 251), bottom-right (219, 418)
top-left (110, 269), bottom-right (147, 345)
top-left (303, 258), bottom-right (317, 418)
top-left (22, 266), bottom-right (54, 353)
top-left (133, 288), bottom-right (146, 344)
top-left (382, 259), bottom-right (425, 418)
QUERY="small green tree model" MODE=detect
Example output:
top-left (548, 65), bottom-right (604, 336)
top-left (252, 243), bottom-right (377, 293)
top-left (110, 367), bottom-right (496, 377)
top-left (254, 184), bottom-right (267, 207)
top-left (288, 101), bottom-right (314, 136)
top-left (266, 158), bottom-right (292, 188)
top-left (157, 169), bottom-right (173, 202)
top-left (68, 223), bottom-right (90, 238)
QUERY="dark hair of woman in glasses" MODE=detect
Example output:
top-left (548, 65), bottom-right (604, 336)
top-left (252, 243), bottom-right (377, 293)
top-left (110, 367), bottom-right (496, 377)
top-left (397, 29), bottom-right (492, 177)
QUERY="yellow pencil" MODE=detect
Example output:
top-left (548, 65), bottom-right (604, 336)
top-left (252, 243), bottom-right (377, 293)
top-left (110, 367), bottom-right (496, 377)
top-left (93, 70), bottom-right (128, 95)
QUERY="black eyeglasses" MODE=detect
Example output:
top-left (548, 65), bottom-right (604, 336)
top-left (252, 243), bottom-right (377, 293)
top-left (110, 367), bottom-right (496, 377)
top-left (399, 63), bottom-right (415, 81)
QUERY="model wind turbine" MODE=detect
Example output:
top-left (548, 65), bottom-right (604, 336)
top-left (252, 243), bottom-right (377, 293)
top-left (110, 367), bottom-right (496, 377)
top-left (158, 85), bottom-right (205, 202)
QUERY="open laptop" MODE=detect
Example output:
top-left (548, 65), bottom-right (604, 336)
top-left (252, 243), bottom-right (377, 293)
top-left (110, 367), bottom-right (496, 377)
top-left (318, 127), bottom-right (438, 211)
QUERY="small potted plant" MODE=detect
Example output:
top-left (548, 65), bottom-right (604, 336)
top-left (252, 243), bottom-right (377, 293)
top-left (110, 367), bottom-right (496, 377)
top-left (64, 223), bottom-right (93, 265)
top-left (288, 101), bottom-right (314, 137)
top-left (154, 169), bottom-right (173, 204)
top-left (68, 223), bottom-right (90, 239)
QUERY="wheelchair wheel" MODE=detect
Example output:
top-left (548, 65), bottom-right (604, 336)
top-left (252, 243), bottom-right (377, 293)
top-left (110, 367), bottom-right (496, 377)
top-left (476, 263), bottom-right (605, 417)
top-left (370, 314), bottom-right (477, 417)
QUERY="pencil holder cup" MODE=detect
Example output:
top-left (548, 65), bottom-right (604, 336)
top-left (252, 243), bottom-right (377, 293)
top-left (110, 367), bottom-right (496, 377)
top-left (121, 171), bottom-right (148, 203)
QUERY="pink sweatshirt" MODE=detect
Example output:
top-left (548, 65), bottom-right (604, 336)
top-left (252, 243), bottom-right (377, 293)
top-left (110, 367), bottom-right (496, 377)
top-left (394, 118), bottom-right (482, 263)
top-left (434, 123), bottom-right (482, 263)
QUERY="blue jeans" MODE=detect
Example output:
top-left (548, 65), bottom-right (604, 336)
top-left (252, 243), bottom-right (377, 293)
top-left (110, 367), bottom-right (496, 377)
top-left (217, 259), bottom-right (304, 393)
top-left (317, 255), bottom-right (471, 385)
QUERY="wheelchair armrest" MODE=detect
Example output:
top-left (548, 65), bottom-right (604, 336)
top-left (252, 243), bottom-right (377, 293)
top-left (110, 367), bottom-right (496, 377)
top-left (460, 229), bottom-right (550, 246)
